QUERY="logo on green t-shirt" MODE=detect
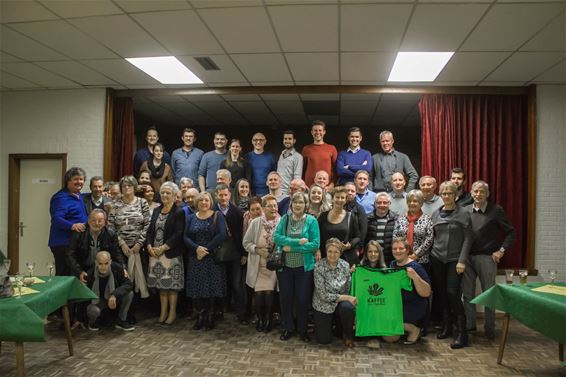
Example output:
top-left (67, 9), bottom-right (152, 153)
top-left (368, 283), bottom-right (384, 296)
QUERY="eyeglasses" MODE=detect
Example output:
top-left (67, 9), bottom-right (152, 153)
top-left (440, 192), bottom-right (455, 196)
top-left (252, 139), bottom-right (266, 142)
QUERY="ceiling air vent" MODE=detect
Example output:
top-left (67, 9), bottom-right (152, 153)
top-left (194, 56), bottom-right (220, 71)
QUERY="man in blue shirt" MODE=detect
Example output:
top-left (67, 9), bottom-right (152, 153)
top-left (133, 126), bottom-right (171, 178)
top-left (198, 131), bottom-right (228, 192)
top-left (354, 170), bottom-right (376, 215)
top-left (246, 133), bottom-right (276, 196)
top-left (336, 127), bottom-right (372, 185)
top-left (171, 128), bottom-right (204, 186)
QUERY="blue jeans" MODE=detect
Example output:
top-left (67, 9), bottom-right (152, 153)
top-left (277, 266), bottom-right (313, 333)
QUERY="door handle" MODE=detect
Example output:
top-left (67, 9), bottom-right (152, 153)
top-left (18, 221), bottom-right (27, 237)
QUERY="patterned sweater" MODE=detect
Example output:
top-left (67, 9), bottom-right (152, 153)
top-left (108, 197), bottom-right (150, 248)
top-left (393, 214), bottom-right (434, 264)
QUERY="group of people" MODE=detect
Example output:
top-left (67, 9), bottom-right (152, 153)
top-left (47, 120), bottom-right (516, 349)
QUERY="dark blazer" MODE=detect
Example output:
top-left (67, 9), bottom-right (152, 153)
top-left (66, 226), bottom-right (124, 276)
top-left (215, 203), bottom-right (245, 256)
top-left (345, 201), bottom-right (368, 250)
top-left (86, 261), bottom-right (132, 300)
top-left (371, 150), bottom-right (418, 192)
top-left (83, 193), bottom-right (110, 215)
top-left (146, 206), bottom-right (186, 259)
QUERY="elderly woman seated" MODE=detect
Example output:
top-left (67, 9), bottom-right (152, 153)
top-left (312, 238), bottom-right (358, 347)
top-left (383, 237), bottom-right (431, 345)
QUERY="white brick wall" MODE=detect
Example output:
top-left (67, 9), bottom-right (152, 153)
top-left (535, 85), bottom-right (566, 282)
top-left (0, 88), bottom-right (107, 254)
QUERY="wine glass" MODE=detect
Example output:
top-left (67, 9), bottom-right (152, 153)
top-left (1, 259), bottom-right (10, 276)
top-left (26, 262), bottom-right (35, 279)
top-left (14, 273), bottom-right (23, 298)
top-left (548, 270), bottom-right (557, 285)
top-left (46, 261), bottom-right (55, 281)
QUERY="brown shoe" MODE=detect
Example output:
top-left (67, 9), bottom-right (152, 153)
top-left (343, 338), bottom-right (354, 348)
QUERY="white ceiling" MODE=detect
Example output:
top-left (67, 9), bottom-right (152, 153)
top-left (0, 0), bottom-right (564, 127)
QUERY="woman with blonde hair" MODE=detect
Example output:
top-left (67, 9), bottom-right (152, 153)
top-left (274, 192), bottom-right (320, 342)
top-left (307, 184), bottom-right (331, 218)
top-left (184, 191), bottom-right (227, 330)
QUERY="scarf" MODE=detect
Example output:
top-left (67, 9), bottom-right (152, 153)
top-left (91, 266), bottom-right (115, 305)
top-left (261, 213), bottom-right (281, 249)
top-left (237, 196), bottom-right (250, 211)
top-left (406, 211), bottom-right (422, 253)
top-left (147, 158), bottom-right (165, 179)
top-left (127, 251), bottom-right (149, 298)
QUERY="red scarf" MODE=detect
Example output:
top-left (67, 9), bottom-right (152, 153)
top-left (406, 211), bottom-right (422, 253)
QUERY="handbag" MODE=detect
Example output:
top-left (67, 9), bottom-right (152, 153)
top-left (266, 215), bottom-right (288, 271)
top-left (266, 243), bottom-right (285, 271)
top-left (212, 211), bottom-right (240, 264)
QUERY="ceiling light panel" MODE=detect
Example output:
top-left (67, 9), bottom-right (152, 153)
top-left (126, 56), bottom-right (203, 84)
top-left (388, 52), bottom-right (454, 82)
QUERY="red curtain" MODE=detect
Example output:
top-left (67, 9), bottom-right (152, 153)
top-left (419, 94), bottom-right (528, 268)
top-left (111, 97), bottom-right (135, 180)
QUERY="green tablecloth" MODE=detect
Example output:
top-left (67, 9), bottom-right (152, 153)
top-left (471, 282), bottom-right (566, 344)
top-left (0, 276), bottom-right (96, 342)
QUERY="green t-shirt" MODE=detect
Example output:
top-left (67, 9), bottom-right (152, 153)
top-left (351, 266), bottom-right (413, 336)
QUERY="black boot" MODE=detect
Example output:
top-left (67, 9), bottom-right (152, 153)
top-left (263, 292), bottom-right (273, 333)
top-left (204, 299), bottom-right (215, 331)
top-left (437, 311), bottom-right (453, 340)
top-left (255, 293), bottom-right (265, 332)
top-left (450, 315), bottom-right (469, 349)
top-left (192, 299), bottom-right (204, 331)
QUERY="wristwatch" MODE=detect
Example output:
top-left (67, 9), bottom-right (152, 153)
top-left (499, 247), bottom-right (505, 254)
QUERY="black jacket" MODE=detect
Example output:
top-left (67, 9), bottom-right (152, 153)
top-left (66, 226), bottom-right (124, 276)
top-left (215, 203), bottom-right (245, 256)
top-left (366, 210), bottom-right (399, 265)
top-left (345, 201), bottom-right (368, 249)
top-left (86, 261), bottom-right (132, 300)
top-left (146, 206), bottom-right (186, 259)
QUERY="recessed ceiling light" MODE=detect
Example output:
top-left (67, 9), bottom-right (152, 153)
top-left (388, 52), bottom-right (454, 82)
top-left (126, 56), bottom-right (203, 84)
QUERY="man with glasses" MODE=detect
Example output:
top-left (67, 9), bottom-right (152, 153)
top-left (246, 133), bottom-right (276, 196)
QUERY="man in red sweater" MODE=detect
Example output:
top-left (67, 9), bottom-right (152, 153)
top-left (301, 120), bottom-right (338, 187)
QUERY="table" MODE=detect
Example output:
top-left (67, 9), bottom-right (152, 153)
top-left (0, 276), bottom-right (96, 377)
top-left (471, 282), bottom-right (566, 365)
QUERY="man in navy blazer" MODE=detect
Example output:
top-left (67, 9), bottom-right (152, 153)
top-left (371, 130), bottom-right (418, 192)
top-left (214, 183), bottom-right (247, 324)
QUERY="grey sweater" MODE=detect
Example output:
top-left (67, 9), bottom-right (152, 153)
top-left (430, 206), bottom-right (473, 264)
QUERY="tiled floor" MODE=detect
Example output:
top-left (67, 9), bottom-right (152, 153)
top-left (1, 315), bottom-right (564, 377)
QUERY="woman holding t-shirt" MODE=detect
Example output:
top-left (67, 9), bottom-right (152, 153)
top-left (382, 237), bottom-right (431, 345)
